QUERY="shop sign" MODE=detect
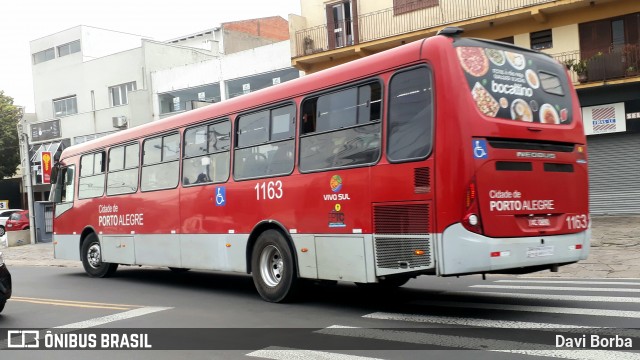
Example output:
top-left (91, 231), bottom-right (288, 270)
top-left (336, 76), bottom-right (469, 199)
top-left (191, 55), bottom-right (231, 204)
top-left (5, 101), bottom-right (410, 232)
top-left (582, 102), bottom-right (626, 135)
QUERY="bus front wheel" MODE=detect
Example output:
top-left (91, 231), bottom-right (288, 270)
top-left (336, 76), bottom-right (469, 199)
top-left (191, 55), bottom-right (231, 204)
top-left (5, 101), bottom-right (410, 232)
top-left (251, 229), bottom-right (297, 302)
top-left (81, 233), bottom-right (118, 278)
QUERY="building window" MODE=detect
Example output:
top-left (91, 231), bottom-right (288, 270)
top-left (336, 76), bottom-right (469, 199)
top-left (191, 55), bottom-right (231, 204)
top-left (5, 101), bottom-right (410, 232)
top-left (57, 40), bottom-right (81, 57)
top-left (109, 81), bottom-right (137, 107)
top-left (530, 29), bottom-right (553, 50)
top-left (393, 0), bottom-right (439, 15)
top-left (226, 68), bottom-right (300, 99)
top-left (496, 36), bottom-right (515, 44)
top-left (33, 48), bottom-right (55, 64)
top-left (159, 83), bottom-right (221, 115)
top-left (73, 131), bottom-right (118, 145)
top-left (53, 96), bottom-right (78, 117)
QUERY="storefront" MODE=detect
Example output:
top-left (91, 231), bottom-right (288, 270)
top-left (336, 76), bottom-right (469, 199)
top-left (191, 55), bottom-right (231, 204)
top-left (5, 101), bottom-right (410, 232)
top-left (579, 82), bottom-right (640, 214)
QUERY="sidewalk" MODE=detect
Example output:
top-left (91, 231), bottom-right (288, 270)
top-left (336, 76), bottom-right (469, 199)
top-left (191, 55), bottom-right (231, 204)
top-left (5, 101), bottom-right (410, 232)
top-left (1, 215), bottom-right (639, 277)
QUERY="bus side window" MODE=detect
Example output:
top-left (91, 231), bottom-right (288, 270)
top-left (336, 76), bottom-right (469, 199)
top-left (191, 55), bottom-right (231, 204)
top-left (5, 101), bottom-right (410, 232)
top-left (107, 143), bottom-right (139, 196)
top-left (234, 105), bottom-right (295, 180)
top-left (387, 67), bottom-right (434, 162)
top-left (299, 82), bottom-right (382, 172)
top-left (141, 133), bottom-right (180, 192)
top-left (182, 119), bottom-right (230, 186)
top-left (78, 151), bottom-right (106, 199)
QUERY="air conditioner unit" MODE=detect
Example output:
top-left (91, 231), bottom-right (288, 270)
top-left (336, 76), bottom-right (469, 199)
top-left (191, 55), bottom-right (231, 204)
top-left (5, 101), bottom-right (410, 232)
top-left (112, 116), bottom-right (128, 128)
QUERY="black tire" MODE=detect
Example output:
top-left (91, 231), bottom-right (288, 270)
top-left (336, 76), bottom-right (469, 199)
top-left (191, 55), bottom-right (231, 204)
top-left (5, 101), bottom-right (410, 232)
top-left (168, 267), bottom-right (190, 273)
top-left (0, 226), bottom-right (5, 237)
top-left (0, 300), bottom-right (5, 313)
top-left (251, 229), bottom-right (297, 302)
top-left (81, 233), bottom-right (118, 278)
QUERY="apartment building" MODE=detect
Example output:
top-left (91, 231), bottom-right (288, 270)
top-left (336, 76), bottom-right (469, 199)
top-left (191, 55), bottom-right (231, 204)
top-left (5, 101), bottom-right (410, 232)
top-left (289, 0), bottom-right (640, 214)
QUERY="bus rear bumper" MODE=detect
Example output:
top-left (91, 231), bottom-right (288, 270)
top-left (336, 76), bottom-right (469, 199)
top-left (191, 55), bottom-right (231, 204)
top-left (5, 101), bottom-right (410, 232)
top-left (436, 223), bottom-right (590, 276)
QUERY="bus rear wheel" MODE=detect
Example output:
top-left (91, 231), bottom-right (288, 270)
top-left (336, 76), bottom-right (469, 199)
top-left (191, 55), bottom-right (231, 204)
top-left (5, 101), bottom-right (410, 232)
top-left (251, 229), bottom-right (297, 302)
top-left (81, 233), bottom-right (118, 278)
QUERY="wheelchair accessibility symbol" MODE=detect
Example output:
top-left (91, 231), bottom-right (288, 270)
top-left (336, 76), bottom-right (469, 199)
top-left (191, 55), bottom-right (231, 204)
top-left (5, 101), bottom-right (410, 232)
top-left (215, 186), bottom-right (226, 206)
top-left (473, 140), bottom-right (488, 159)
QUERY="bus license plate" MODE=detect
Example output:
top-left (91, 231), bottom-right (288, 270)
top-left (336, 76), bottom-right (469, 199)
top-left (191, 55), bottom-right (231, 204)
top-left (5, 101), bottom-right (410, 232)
top-left (527, 245), bottom-right (554, 258)
top-left (528, 217), bottom-right (550, 227)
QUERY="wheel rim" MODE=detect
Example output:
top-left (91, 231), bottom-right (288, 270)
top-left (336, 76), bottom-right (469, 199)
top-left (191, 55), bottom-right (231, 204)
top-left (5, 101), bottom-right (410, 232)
top-left (0, 228), bottom-right (4, 236)
top-left (259, 245), bottom-right (283, 287)
top-left (87, 243), bottom-right (102, 269)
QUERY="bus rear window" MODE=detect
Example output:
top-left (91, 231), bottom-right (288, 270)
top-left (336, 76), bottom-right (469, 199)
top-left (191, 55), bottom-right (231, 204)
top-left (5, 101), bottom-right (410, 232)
top-left (455, 43), bottom-right (572, 125)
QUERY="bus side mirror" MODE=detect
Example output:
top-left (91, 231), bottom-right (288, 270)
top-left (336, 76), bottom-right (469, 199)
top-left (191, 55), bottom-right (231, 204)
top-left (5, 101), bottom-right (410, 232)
top-left (51, 165), bottom-right (59, 182)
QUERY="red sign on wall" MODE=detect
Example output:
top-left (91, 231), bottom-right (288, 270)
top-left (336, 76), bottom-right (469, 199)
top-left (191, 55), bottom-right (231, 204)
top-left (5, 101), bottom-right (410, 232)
top-left (41, 151), bottom-right (52, 184)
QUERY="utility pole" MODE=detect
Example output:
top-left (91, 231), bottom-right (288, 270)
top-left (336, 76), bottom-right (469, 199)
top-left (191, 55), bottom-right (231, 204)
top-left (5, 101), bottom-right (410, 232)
top-left (16, 108), bottom-right (36, 244)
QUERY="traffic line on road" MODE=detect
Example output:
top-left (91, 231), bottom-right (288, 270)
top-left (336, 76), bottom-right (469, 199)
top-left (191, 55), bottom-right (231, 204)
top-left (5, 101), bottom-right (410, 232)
top-left (410, 300), bottom-right (640, 318)
top-left (247, 347), bottom-right (384, 360)
top-left (447, 291), bottom-right (640, 304)
top-left (55, 306), bottom-right (172, 329)
top-left (494, 279), bottom-right (640, 286)
top-left (316, 326), bottom-right (639, 360)
top-left (8, 296), bottom-right (144, 310)
top-left (470, 285), bottom-right (640, 293)
top-left (363, 312), bottom-right (640, 338)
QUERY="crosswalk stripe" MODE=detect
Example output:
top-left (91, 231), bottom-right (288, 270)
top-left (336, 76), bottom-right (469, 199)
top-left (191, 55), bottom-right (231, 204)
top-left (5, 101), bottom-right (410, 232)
top-left (470, 285), bottom-right (640, 293)
top-left (363, 312), bottom-right (640, 338)
top-left (316, 326), bottom-right (638, 360)
top-left (447, 291), bottom-right (640, 304)
top-left (365, 311), bottom-right (588, 328)
top-left (495, 280), bottom-right (640, 286)
top-left (247, 347), bottom-right (384, 360)
top-left (410, 300), bottom-right (640, 318)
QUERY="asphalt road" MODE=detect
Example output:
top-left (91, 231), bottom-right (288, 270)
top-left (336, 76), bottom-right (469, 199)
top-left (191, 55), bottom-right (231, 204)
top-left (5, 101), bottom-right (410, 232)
top-left (1, 266), bottom-right (639, 359)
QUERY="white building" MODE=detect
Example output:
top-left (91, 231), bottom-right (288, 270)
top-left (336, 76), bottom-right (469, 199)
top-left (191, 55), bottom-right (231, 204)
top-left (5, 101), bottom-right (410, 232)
top-left (26, 18), bottom-right (300, 202)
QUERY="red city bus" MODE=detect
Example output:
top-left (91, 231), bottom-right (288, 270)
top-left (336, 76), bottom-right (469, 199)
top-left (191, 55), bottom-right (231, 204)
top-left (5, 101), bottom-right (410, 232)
top-left (51, 28), bottom-right (589, 302)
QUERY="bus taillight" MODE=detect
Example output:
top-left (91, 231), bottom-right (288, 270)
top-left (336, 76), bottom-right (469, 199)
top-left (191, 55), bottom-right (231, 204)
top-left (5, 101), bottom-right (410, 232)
top-left (463, 180), bottom-right (483, 234)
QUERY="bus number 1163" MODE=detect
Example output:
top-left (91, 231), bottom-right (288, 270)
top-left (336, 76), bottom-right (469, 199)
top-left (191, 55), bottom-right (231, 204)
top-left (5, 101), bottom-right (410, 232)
top-left (566, 214), bottom-right (588, 230)
top-left (255, 181), bottom-right (283, 200)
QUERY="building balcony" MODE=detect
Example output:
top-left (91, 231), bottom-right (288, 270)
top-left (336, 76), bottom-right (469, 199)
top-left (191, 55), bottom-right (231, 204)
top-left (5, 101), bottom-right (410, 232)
top-left (292, 0), bottom-right (592, 70)
top-left (551, 43), bottom-right (640, 87)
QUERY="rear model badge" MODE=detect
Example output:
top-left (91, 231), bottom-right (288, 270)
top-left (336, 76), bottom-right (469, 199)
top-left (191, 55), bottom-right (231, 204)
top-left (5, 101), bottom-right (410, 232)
top-left (516, 151), bottom-right (556, 159)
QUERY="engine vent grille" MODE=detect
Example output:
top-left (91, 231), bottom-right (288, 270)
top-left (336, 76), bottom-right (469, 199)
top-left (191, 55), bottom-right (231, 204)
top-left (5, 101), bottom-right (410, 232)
top-left (373, 203), bottom-right (430, 234)
top-left (414, 167), bottom-right (431, 193)
top-left (374, 236), bottom-right (431, 269)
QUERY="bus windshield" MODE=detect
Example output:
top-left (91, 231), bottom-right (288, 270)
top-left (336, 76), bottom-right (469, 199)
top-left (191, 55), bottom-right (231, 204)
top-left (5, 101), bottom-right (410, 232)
top-left (455, 39), bottom-right (572, 125)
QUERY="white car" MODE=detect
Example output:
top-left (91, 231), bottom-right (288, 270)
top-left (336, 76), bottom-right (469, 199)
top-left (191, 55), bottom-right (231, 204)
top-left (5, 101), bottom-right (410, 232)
top-left (0, 209), bottom-right (23, 237)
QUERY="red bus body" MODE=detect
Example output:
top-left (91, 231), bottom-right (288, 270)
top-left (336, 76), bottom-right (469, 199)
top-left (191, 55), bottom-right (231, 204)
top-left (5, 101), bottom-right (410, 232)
top-left (52, 32), bottom-right (589, 302)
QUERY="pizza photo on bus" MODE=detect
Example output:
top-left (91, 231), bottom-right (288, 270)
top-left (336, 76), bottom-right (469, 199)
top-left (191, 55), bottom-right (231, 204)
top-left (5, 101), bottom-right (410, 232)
top-left (472, 82), bottom-right (499, 117)
top-left (457, 46), bottom-right (490, 77)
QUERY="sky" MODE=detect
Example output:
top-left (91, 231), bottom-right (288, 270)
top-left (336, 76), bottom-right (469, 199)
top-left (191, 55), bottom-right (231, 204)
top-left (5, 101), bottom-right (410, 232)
top-left (0, 0), bottom-right (302, 113)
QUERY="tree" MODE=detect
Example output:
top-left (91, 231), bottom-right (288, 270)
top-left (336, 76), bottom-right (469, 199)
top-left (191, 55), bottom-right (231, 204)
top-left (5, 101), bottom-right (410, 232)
top-left (0, 91), bottom-right (22, 179)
